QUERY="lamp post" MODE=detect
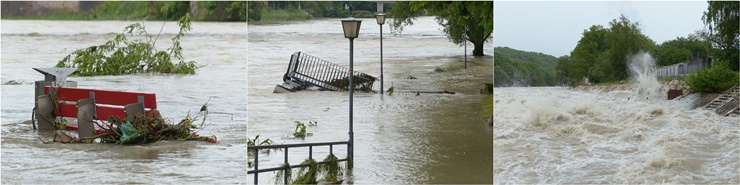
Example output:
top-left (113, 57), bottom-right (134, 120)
top-left (341, 18), bottom-right (361, 165)
top-left (376, 13), bottom-right (386, 94)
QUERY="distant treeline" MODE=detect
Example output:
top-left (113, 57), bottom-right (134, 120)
top-left (248, 1), bottom-right (394, 21)
top-left (2, 1), bottom-right (246, 22)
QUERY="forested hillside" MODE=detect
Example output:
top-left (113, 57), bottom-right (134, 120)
top-left (494, 47), bottom-right (559, 87)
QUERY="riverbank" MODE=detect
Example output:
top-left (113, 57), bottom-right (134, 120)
top-left (248, 8), bottom-right (377, 25)
top-left (575, 80), bottom-right (723, 110)
top-left (2, 1), bottom-right (246, 21)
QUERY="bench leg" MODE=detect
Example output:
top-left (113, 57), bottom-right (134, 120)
top-left (35, 95), bottom-right (56, 130)
top-left (124, 102), bottom-right (145, 122)
top-left (77, 98), bottom-right (95, 139)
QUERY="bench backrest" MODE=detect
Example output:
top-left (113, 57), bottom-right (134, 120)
top-left (44, 86), bottom-right (157, 121)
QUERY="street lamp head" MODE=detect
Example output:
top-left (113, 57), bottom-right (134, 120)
top-left (341, 18), bottom-right (362, 39)
top-left (375, 13), bottom-right (386, 25)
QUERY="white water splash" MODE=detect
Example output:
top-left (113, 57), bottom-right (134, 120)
top-left (628, 52), bottom-right (663, 100)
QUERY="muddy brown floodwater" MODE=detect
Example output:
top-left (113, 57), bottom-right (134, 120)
top-left (248, 16), bottom-right (493, 184)
top-left (1, 20), bottom-right (247, 183)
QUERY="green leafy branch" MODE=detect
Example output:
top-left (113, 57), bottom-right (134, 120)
top-left (56, 13), bottom-right (198, 76)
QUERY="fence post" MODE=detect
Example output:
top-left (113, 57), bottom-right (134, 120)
top-left (284, 147), bottom-right (289, 184)
top-left (254, 149), bottom-right (259, 185)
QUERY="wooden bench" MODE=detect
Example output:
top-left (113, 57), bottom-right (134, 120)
top-left (35, 86), bottom-right (158, 138)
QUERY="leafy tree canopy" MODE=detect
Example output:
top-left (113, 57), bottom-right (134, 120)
top-left (654, 34), bottom-right (711, 67)
top-left (703, 1), bottom-right (739, 70)
top-left (389, 1), bottom-right (493, 56)
top-left (557, 15), bottom-right (656, 84)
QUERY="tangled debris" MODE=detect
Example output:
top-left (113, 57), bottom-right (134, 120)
top-left (325, 74), bottom-right (377, 92)
top-left (47, 104), bottom-right (216, 144)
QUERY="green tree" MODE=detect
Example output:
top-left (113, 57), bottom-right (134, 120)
top-left (149, 1), bottom-right (190, 20)
top-left (562, 15), bottom-right (655, 84)
top-left (195, 1), bottom-right (246, 21)
top-left (601, 15), bottom-right (656, 82)
top-left (555, 55), bottom-right (573, 85)
top-left (560, 25), bottom-right (608, 84)
top-left (389, 1), bottom-right (493, 56)
top-left (248, 1), bottom-right (264, 21)
top-left (655, 35), bottom-right (710, 66)
top-left (703, 1), bottom-right (739, 70)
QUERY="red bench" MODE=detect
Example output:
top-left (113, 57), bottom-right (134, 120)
top-left (35, 86), bottom-right (158, 138)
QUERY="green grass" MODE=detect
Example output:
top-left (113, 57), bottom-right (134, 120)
top-left (250, 8), bottom-right (313, 24)
top-left (481, 95), bottom-right (493, 119)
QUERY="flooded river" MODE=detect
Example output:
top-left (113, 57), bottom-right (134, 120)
top-left (248, 17), bottom-right (493, 184)
top-left (494, 86), bottom-right (739, 183)
top-left (1, 20), bottom-right (247, 183)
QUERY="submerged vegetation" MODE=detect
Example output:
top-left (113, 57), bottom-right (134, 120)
top-left (292, 121), bottom-right (316, 139)
top-left (1, 79), bottom-right (32, 85)
top-left (272, 154), bottom-right (344, 184)
top-left (55, 14), bottom-right (198, 76)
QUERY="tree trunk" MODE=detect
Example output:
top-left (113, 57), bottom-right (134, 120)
top-left (473, 41), bottom-right (485, 56)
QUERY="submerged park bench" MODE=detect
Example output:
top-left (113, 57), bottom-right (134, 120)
top-left (36, 86), bottom-right (159, 138)
top-left (33, 68), bottom-right (158, 139)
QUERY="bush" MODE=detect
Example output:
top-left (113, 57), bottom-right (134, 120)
top-left (686, 60), bottom-right (739, 93)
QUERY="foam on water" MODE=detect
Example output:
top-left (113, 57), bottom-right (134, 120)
top-left (494, 87), bottom-right (739, 184)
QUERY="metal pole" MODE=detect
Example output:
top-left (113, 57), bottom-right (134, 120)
top-left (380, 24), bottom-right (384, 94)
top-left (348, 38), bottom-right (354, 165)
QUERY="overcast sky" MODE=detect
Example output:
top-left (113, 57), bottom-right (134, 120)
top-left (494, 1), bottom-right (709, 57)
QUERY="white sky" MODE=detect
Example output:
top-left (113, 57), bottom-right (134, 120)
top-left (494, 1), bottom-right (709, 57)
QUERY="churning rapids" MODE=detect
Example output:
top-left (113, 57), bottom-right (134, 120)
top-left (493, 54), bottom-right (739, 183)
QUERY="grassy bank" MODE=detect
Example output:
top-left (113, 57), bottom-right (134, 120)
top-left (3, 1), bottom-right (244, 21)
top-left (250, 8), bottom-right (313, 24)
top-left (481, 95), bottom-right (493, 119)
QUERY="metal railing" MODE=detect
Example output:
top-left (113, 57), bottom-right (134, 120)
top-left (248, 141), bottom-right (350, 184)
top-left (283, 52), bottom-right (377, 92)
top-left (656, 58), bottom-right (710, 78)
